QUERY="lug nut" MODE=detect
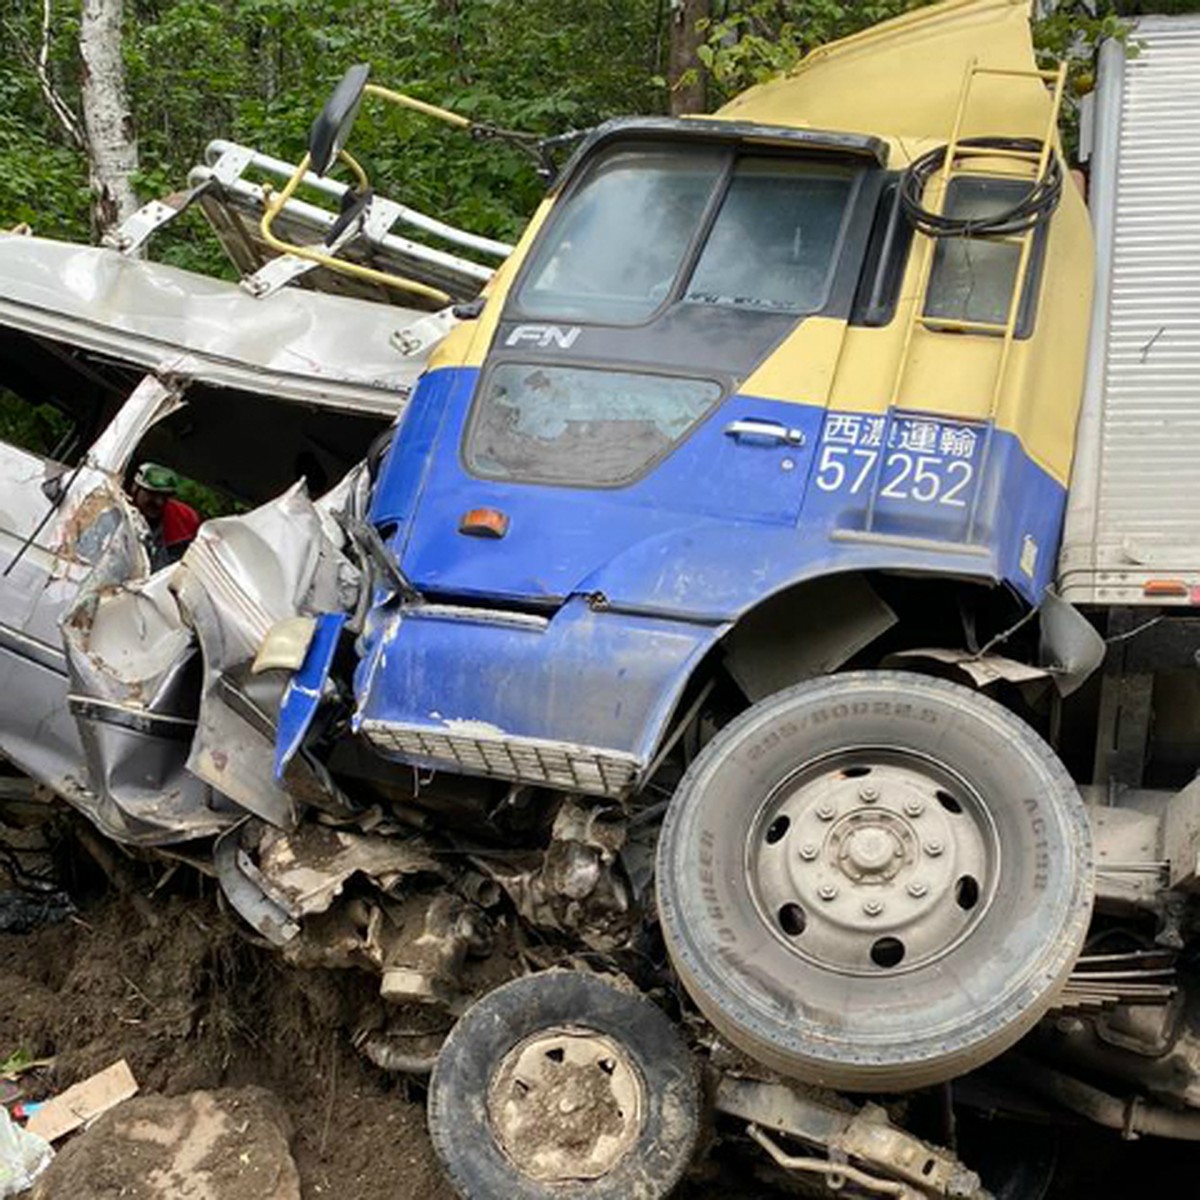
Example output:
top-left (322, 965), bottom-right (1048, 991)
top-left (818, 883), bottom-right (838, 901)
top-left (800, 844), bottom-right (819, 861)
top-left (859, 784), bottom-right (879, 803)
top-left (862, 899), bottom-right (884, 917)
top-left (924, 839), bottom-right (944, 857)
top-left (816, 803), bottom-right (836, 821)
top-left (907, 881), bottom-right (928, 898)
top-left (904, 799), bottom-right (925, 817)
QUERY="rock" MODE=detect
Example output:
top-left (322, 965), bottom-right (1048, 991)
top-left (31, 1086), bottom-right (300, 1200)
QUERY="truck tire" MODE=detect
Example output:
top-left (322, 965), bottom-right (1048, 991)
top-left (656, 670), bottom-right (1093, 1092)
top-left (428, 971), bottom-right (700, 1200)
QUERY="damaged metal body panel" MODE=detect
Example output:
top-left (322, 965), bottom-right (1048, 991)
top-left (0, 376), bottom-right (181, 832)
top-left (0, 234), bottom-right (435, 412)
top-left (0, 225), bottom-right (446, 843)
top-left (173, 484), bottom-right (359, 827)
top-left (351, 599), bottom-right (719, 796)
top-left (63, 567), bottom-right (227, 843)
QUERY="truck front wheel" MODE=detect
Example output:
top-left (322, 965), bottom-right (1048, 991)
top-left (656, 670), bottom-right (1094, 1092)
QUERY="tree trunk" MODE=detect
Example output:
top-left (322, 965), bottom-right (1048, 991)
top-left (667, 0), bottom-right (710, 116)
top-left (79, 0), bottom-right (138, 237)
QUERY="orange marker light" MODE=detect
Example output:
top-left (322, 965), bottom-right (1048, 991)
top-left (1143, 579), bottom-right (1188, 598)
top-left (459, 508), bottom-right (509, 538)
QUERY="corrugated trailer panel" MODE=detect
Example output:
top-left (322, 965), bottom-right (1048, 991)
top-left (1058, 16), bottom-right (1200, 606)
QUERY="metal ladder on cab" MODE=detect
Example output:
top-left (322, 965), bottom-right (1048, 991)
top-left (858, 58), bottom-right (1069, 544)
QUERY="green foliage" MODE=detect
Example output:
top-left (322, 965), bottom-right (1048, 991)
top-left (0, 0), bottom-right (90, 239)
top-left (119, 0), bottom-right (663, 267)
top-left (696, 0), bottom-right (920, 96)
top-left (0, 389), bottom-right (73, 459)
top-left (175, 474), bottom-right (246, 519)
top-left (1, 0), bottom-right (662, 261)
top-left (1033, 6), bottom-right (1137, 90)
top-left (0, 1047), bottom-right (34, 1077)
top-left (0, 0), bottom-right (1194, 261)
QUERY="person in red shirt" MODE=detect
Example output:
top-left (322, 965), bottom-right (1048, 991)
top-left (129, 462), bottom-right (201, 569)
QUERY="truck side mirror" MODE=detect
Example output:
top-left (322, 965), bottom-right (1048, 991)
top-left (309, 64), bottom-right (371, 176)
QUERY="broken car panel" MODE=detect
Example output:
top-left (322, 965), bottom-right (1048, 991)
top-left (0, 229), bottom-right (445, 841)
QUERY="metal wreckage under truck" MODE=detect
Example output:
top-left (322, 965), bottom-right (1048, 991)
top-left (2, 0), bottom-right (1200, 1195)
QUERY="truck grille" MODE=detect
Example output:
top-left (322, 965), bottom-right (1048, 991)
top-left (358, 720), bottom-right (641, 798)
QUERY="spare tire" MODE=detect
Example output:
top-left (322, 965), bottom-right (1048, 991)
top-left (656, 670), bottom-right (1093, 1092)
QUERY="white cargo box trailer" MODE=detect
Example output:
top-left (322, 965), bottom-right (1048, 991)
top-left (1061, 15), bottom-right (1200, 607)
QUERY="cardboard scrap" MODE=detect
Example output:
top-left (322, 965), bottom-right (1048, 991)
top-left (26, 1060), bottom-right (138, 1143)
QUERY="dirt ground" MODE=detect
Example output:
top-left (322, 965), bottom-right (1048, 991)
top-left (2, 834), bottom-right (1199, 1200)
top-left (0, 887), bottom-right (456, 1200)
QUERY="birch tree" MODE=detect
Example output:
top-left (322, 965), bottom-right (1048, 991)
top-left (79, 0), bottom-right (138, 235)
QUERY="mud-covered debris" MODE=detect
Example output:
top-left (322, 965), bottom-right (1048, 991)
top-left (0, 891), bottom-right (74, 935)
top-left (256, 822), bottom-right (442, 917)
top-left (31, 1087), bottom-right (301, 1200)
top-left (479, 797), bottom-right (635, 952)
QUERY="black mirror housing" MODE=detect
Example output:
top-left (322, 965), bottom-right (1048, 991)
top-left (309, 64), bottom-right (371, 176)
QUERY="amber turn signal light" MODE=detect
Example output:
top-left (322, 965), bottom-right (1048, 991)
top-left (459, 507), bottom-right (509, 538)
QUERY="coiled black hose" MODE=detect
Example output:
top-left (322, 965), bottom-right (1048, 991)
top-left (899, 136), bottom-right (1063, 238)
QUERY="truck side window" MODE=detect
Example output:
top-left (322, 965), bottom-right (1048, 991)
top-left (850, 178), bottom-right (913, 327)
top-left (923, 176), bottom-right (1047, 337)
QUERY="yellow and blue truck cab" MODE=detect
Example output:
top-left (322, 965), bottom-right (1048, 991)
top-left (338, 0), bottom-right (1094, 796)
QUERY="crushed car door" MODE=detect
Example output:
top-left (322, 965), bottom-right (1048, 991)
top-left (0, 372), bottom-right (218, 841)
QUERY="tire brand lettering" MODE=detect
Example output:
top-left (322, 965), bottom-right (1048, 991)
top-left (698, 829), bottom-right (726, 922)
top-left (1023, 798), bottom-right (1050, 890)
top-left (716, 945), bottom-right (790, 1015)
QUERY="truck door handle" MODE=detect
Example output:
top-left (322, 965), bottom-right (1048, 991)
top-left (723, 419), bottom-right (805, 447)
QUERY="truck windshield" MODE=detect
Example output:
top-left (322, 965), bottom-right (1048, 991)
top-left (685, 158), bottom-right (855, 312)
top-left (517, 144), bottom-right (858, 324)
top-left (519, 147), bottom-right (721, 324)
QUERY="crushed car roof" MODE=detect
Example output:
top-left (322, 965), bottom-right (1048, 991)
top-left (0, 233), bottom-right (440, 414)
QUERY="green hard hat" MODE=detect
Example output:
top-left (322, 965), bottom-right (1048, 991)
top-left (133, 462), bottom-right (180, 494)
